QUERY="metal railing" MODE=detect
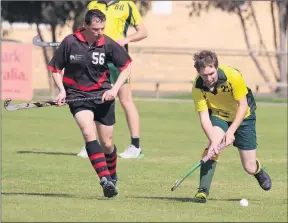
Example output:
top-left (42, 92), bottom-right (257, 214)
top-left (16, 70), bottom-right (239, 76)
top-left (129, 46), bottom-right (288, 56)
top-left (128, 46), bottom-right (287, 97)
top-left (131, 78), bottom-right (288, 98)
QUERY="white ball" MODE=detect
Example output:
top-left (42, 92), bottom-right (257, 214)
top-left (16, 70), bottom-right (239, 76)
top-left (240, 198), bottom-right (248, 207)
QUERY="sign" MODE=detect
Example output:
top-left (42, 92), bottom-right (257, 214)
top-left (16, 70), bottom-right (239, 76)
top-left (1, 43), bottom-right (33, 100)
top-left (152, 1), bottom-right (173, 15)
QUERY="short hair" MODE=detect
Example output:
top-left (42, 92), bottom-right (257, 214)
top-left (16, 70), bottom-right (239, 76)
top-left (85, 9), bottom-right (106, 25)
top-left (193, 50), bottom-right (219, 72)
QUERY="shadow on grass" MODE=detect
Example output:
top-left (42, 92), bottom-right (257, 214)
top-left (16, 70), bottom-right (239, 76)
top-left (2, 192), bottom-right (106, 200)
top-left (2, 192), bottom-right (75, 198)
top-left (17, 151), bottom-right (77, 156)
top-left (3, 193), bottom-right (244, 202)
top-left (130, 196), bottom-right (260, 203)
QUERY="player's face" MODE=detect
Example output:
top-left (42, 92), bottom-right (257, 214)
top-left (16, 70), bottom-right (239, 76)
top-left (198, 65), bottom-right (218, 88)
top-left (85, 19), bottom-right (105, 39)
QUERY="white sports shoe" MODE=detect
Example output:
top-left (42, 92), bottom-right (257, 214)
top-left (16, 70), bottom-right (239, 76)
top-left (77, 146), bottom-right (88, 158)
top-left (119, 145), bottom-right (142, 159)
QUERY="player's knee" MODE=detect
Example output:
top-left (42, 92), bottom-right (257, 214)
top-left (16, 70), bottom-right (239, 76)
top-left (118, 84), bottom-right (133, 103)
top-left (119, 89), bottom-right (132, 101)
top-left (119, 94), bottom-right (134, 109)
top-left (81, 127), bottom-right (96, 141)
top-left (101, 138), bottom-right (114, 150)
top-left (243, 161), bottom-right (257, 175)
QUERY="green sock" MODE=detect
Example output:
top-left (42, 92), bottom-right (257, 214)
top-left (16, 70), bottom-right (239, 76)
top-left (199, 160), bottom-right (217, 193)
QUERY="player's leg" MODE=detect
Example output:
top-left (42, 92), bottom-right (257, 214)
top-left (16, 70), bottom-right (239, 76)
top-left (94, 101), bottom-right (118, 196)
top-left (70, 103), bottom-right (116, 198)
top-left (96, 122), bottom-right (118, 186)
top-left (76, 104), bottom-right (91, 158)
top-left (94, 101), bottom-right (118, 186)
top-left (234, 113), bottom-right (272, 191)
top-left (194, 115), bottom-right (228, 203)
top-left (109, 63), bottom-right (141, 159)
top-left (76, 63), bottom-right (121, 159)
top-left (117, 82), bottom-right (142, 158)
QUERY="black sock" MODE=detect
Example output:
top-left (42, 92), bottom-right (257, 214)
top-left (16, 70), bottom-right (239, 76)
top-left (86, 140), bottom-right (112, 181)
top-left (105, 145), bottom-right (117, 180)
top-left (131, 137), bottom-right (140, 148)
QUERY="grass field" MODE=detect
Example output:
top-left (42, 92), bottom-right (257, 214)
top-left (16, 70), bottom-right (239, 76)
top-left (2, 100), bottom-right (287, 222)
top-left (163, 92), bottom-right (288, 104)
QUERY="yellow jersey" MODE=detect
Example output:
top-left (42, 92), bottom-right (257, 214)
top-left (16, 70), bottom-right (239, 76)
top-left (192, 65), bottom-right (257, 122)
top-left (87, 0), bottom-right (142, 41)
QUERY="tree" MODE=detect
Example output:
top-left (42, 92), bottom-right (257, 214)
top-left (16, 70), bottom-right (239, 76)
top-left (134, 0), bottom-right (151, 16)
top-left (188, 0), bottom-right (287, 95)
top-left (275, 0), bottom-right (288, 95)
top-left (1, 1), bottom-right (87, 96)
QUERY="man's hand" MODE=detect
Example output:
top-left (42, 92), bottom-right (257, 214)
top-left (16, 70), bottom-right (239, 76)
top-left (55, 90), bottom-right (66, 106)
top-left (222, 130), bottom-right (235, 147)
top-left (208, 141), bottom-right (221, 155)
top-left (117, 38), bottom-right (129, 47)
top-left (102, 88), bottom-right (117, 103)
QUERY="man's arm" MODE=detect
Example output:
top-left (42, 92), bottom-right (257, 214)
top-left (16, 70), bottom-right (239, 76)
top-left (221, 68), bottom-right (249, 146)
top-left (199, 110), bottom-right (215, 142)
top-left (102, 40), bottom-right (132, 102)
top-left (47, 36), bottom-right (69, 105)
top-left (118, 1), bottom-right (148, 46)
top-left (228, 69), bottom-right (249, 134)
top-left (227, 96), bottom-right (248, 134)
top-left (192, 83), bottom-right (214, 141)
top-left (51, 72), bottom-right (65, 93)
top-left (112, 63), bottom-right (131, 92)
top-left (101, 63), bottom-right (131, 102)
top-left (125, 23), bottom-right (148, 43)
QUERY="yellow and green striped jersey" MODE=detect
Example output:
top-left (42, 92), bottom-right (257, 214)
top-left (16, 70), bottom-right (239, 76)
top-left (87, 0), bottom-right (142, 41)
top-left (192, 65), bottom-right (257, 122)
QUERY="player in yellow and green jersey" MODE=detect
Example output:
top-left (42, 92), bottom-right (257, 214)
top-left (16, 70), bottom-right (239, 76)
top-left (191, 50), bottom-right (272, 203)
top-left (77, 0), bottom-right (148, 160)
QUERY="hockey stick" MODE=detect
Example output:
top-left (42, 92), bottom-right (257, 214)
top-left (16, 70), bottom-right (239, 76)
top-left (33, 35), bottom-right (60, 47)
top-left (171, 143), bottom-right (226, 191)
top-left (4, 97), bottom-right (103, 112)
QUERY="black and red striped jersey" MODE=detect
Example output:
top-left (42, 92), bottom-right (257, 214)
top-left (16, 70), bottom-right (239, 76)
top-left (48, 29), bottom-right (132, 99)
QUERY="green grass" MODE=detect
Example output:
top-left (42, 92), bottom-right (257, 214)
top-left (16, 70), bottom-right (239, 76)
top-left (2, 101), bottom-right (287, 222)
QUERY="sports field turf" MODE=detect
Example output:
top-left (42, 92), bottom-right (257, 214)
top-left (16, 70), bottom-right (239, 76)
top-left (2, 100), bottom-right (287, 222)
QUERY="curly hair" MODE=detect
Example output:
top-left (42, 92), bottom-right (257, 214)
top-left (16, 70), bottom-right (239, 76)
top-left (193, 50), bottom-right (219, 72)
top-left (85, 9), bottom-right (106, 25)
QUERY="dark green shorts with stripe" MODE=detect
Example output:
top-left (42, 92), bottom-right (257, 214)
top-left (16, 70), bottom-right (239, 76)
top-left (108, 63), bottom-right (130, 85)
top-left (210, 113), bottom-right (257, 150)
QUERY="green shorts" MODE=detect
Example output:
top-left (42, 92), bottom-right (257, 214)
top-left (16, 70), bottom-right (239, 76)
top-left (108, 63), bottom-right (130, 85)
top-left (210, 113), bottom-right (257, 150)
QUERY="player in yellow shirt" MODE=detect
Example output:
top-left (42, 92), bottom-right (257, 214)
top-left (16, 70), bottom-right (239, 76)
top-left (191, 50), bottom-right (272, 203)
top-left (77, 0), bottom-right (148, 159)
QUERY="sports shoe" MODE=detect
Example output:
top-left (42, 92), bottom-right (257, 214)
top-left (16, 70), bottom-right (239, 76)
top-left (100, 177), bottom-right (118, 198)
top-left (194, 188), bottom-right (209, 203)
top-left (118, 145), bottom-right (142, 159)
top-left (111, 175), bottom-right (118, 187)
top-left (254, 169), bottom-right (272, 191)
top-left (77, 146), bottom-right (88, 158)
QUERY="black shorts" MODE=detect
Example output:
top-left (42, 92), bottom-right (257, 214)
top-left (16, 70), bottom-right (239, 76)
top-left (69, 100), bottom-right (115, 126)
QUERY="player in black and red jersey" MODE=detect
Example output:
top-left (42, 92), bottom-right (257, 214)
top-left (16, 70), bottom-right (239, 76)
top-left (48, 9), bottom-right (132, 198)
